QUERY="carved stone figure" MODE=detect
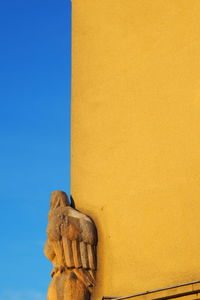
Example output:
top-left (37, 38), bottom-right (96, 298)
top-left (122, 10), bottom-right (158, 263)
top-left (44, 191), bottom-right (98, 300)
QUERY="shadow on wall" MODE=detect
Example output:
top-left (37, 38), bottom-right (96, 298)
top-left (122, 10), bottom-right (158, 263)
top-left (70, 195), bottom-right (76, 209)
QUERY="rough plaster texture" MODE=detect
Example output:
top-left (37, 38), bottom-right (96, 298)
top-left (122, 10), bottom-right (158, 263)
top-left (71, 0), bottom-right (200, 299)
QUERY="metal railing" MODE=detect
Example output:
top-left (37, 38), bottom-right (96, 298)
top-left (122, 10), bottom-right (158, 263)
top-left (102, 280), bottom-right (200, 300)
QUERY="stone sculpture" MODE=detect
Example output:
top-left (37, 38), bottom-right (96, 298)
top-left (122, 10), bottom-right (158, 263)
top-left (44, 191), bottom-right (98, 300)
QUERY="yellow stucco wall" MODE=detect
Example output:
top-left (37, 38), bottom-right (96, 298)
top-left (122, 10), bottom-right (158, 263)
top-left (71, 1), bottom-right (200, 299)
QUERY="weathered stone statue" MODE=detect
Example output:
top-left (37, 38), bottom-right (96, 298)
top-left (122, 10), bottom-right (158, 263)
top-left (44, 191), bottom-right (98, 300)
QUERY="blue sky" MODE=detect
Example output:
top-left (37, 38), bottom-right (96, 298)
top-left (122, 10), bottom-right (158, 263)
top-left (0, 0), bottom-right (71, 298)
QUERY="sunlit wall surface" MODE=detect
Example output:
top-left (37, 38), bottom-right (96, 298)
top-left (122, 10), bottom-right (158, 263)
top-left (71, 1), bottom-right (200, 300)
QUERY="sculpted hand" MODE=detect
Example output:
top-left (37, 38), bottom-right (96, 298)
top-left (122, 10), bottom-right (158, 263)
top-left (50, 266), bottom-right (65, 277)
top-left (50, 268), bottom-right (58, 277)
top-left (58, 266), bottom-right (65, 273)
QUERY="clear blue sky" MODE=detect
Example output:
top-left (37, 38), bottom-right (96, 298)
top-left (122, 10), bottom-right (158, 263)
top-left (0, 0), bottom-right (71, 299)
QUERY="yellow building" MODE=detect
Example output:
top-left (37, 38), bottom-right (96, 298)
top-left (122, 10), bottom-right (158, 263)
top-left (71, 1), bottom-right (200, 300)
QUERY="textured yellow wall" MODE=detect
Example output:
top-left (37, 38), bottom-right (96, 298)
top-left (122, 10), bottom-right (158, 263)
top-left (71, 1), bottom-right (200, 299)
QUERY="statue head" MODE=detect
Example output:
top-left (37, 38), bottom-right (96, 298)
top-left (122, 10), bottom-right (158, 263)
top-left (50, 191), bottom-right (70, 209)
